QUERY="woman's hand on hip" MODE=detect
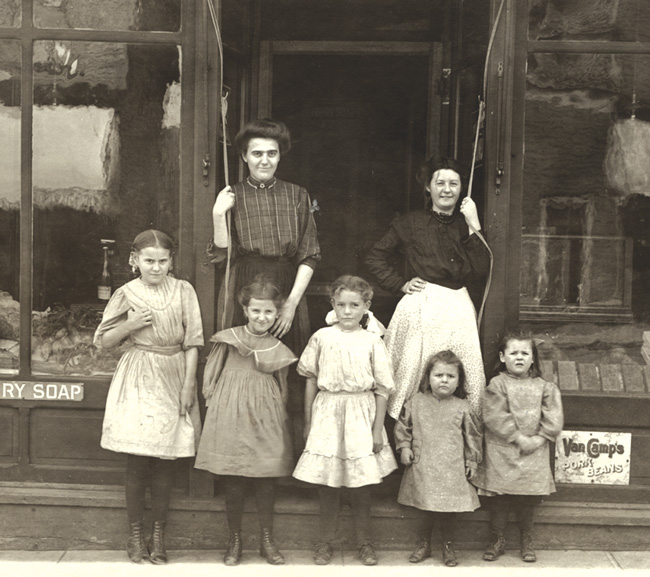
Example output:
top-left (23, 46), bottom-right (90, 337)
top-left (213, 185), bottom-right (235, 217)
top-left (271, 300), bottom-right (297, 339)
top-left (401, 277), bottom-right (426, 295)
top-left (460, 197), bottom-right (481, 231)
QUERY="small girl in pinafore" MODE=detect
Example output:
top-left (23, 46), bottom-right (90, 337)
top-left (395, 350), bottom-right (482, 567)
top-left (94, 230), bottom-right (204, 565)
top-left (195, 279), bottom-right (297, 566)
top-left (293, 275), bottom-right (397, 566)
top-left (473, 329), bottom-right (564, 563)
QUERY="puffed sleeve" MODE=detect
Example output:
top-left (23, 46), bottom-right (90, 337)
top-left (364, 219), bottom-right (407, 295)
top-left (538, 379), bottom-right (564, 442)
top-left (393, 400), bottom-right (414, 452)
top-left (482, 375), bottom-right (520, 443)
top-left (93, 287), bottom-right (131, 348)
top-left (463, 405), bottom-right (483, 467)
top-left (371, 334), bottom-right (395, 399)
top-left (297, 332), bottom-right (321, 379)
top-left (180, 280), bottom-right (204, 350)
top-left (202, 341), bottom-right (228, 405)
top-left (294, 188), bottom-right (321, 270)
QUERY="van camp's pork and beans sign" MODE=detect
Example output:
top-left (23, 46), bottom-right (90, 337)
top-left (555, 430), bottom-right (631, 485)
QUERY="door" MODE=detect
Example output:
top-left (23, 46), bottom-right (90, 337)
top-left (256, 41), bottom-right (444, 326)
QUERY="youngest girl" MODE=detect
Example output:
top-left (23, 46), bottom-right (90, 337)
top-left (473, 329), bottom-right (564, 563)
top-left (395, 350), bottom-right (482, 567)
top-left (195, 279), bottom-right (297, 566)
top-left (293, 275), bottom-right (397, 566)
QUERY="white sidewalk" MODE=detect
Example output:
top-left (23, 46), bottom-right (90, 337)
top-left (1, 549), bottom-right (649, 577)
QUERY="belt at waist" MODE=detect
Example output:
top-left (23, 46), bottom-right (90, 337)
top-left (237, 253), bottom-right (292, 265)
top-left (134, 344), bottom-right (182, 355)
top-left (318, 389), bottom-right (374, 396)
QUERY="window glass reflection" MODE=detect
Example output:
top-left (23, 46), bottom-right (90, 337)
top-left (522, 52), bottom-right (650, 364)
top-left (31, 41), bottom-right (181, 376)
top-left (34, 0), bottom-right (180, 32)
top-left (0, 1), bottom-right (21, 28)
top-left (529, 0), bottom-right (650, 43)
top-left (0, 41), bottom-right (21, 374)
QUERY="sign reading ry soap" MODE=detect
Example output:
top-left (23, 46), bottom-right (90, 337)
top-left (555, 430), bottom-right (631, 485)
top-left (1, 381), bottom-right (84, 402)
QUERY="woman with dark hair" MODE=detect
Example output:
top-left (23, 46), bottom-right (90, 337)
top-left (209, 118), bottom-right (321, 357)
top-left (365, 156), bottom-right (489, 420)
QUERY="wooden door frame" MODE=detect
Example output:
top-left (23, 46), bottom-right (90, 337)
top-left (255, 40), bottom-right (444, 162)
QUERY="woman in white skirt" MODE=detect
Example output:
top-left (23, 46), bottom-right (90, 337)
top-left (365, 156), bottom-right (490, 419)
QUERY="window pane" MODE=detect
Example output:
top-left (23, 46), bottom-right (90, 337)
top-left (32, 41), bottom-right (182, 376)
top-left (529, 0), bottom-right (650, 43)
top-left (0, 41), bottom-right (21, 375)
top-left (0, 0), bottom-right (21, 27)
top-left (33, 0), bottom-right (180, 32)
top-left (521, 52), bottom-right (650, 363)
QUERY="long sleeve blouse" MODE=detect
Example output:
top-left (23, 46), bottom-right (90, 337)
top-left (207, 177), bottom-right (321, 270)
top-left (365, 209), bottom-right (490, 295)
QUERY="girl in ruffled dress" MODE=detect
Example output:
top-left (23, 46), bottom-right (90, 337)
top-left (195, 279), bottom-right (297, 566)
top-left (293, 275), bottom-right (397, 566)
top-left (94, 229), bottom-right (204, 565)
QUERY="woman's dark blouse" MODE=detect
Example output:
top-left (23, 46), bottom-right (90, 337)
top-left (365, 209), bottom-right (490, 295)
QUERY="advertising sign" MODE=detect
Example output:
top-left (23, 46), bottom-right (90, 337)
top-left (555, 430), bottom-right (631, 485)
top-left (1, 381), bottom-right (84, 401)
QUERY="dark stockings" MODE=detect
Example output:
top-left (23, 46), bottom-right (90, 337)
top-left (319, 486), bottom-right (372, 545)
top-left (223, 476), bottom-right (276, 531)
top-left (415, 510), bottom-right (457, 543)
top-left (125, 454), bottom-right (174, 524)
top-left (489, 494), bottom-right (540, 532)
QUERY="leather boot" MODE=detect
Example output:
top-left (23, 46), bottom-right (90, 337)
top-left (126, 521), bottom-right (147, 563)
top-left (148, 520), bottom-right (168, 564)
top-left (482, 529), bottom-right (506, 561)
top-left (259, 528), bottom-right (285, 565)
top-left (223, 530), bottom-right (243, 566)
top-left (520, 530), bottom-right (537, 562)
top-left (443, 541), bottom-right (458, 567)
top-left (408, 539), bottom-right (431, 563)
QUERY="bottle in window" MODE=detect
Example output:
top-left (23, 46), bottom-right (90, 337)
top-left (98, 239), bottom-right (114, 302)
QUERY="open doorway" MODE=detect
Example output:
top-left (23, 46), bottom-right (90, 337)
top-left (271, 54), bottom-right (430, 321)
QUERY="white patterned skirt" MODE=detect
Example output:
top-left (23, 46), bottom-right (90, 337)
top-left (385, 283), bottom-right (485, 419)
top-left (293, 390), bottom-right (397, 488)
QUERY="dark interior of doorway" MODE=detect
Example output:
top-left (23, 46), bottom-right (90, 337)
top-left (272, 54), bottom-right (428, 325)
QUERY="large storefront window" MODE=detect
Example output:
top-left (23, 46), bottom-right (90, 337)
top-left (522, 0), bottom-right (650, 365)
top-left (0, 40), bottom-right (21, 375)
top-left (33, 0), bottom-right (180, 32)
top-left (30, 41), bottom-right (182, 376)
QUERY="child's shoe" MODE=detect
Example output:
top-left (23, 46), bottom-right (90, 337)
top-left (126, 521), bottom-right (147, 563)
top-left (408, 539), bottom-right (431, 563)
top-left (260, 528), bottom-right (285, 565)
top-left (482, 529), bottom-right (506, 561)
top-left (148, 521), bottom-right (168, 564)
top-left (358, 541), bottom-right (378, 565)
top-left (520, 531), bottom-right (537, 562)
top-left (443, 541), bottom-right (458, 567)
top-left (223, 530), bottom-right (242, 565)
top-left (313, 541), bottom-right (334, 565)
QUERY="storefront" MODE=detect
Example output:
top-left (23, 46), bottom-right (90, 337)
top-left (1, 0), bottom-right (649, 550)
